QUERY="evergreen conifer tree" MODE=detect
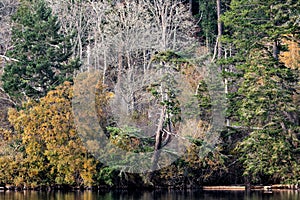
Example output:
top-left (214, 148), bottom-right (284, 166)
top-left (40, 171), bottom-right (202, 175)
top-left (223, 0), bottom-right (300, 183)
top-left (2, 0), bottom-right (80, 100)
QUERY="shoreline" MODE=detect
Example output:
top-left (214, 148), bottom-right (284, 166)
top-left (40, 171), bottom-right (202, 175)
top-left (0, 184), bottom-right (299, 192)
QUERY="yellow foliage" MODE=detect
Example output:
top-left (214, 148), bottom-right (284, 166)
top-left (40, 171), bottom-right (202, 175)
top-left (3, 82), bottom-right (99, 187)
top-left (280, 35), bottom-right (300, 70)
top-left (181, 63), bottom-right (204, 90)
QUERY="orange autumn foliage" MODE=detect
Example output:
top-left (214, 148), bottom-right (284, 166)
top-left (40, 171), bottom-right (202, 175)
top-left (280, 35), bottom-right (300, 70)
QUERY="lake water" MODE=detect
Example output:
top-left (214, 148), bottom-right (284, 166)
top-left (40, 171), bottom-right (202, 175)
top-left (0, 190), bottom-right (299, 200)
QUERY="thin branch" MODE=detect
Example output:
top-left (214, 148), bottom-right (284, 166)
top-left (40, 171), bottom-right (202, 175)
top-left (196, 12), bottom-right (203, 25)
top-left (0, 55), bottom-right (19, 62)
top-left (0, 87), bottom-right (17, 106)
top-left (226, 125), bottom-right (263, 130)
top-left (211, 36), bottom-right (219, 62)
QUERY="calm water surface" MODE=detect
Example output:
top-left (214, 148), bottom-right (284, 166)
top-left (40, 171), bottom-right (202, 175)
top-left (0, 190), bottom-right (299, 200)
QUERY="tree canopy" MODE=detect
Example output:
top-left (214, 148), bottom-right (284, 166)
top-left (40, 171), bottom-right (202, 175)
top-left (1, 0), bottom-right (80, 101)
top-left (0, 0), bottom-right (299, 189)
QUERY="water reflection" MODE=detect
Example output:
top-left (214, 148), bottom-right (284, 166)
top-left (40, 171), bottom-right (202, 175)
top-left (0, 190), bottom-right (299, 200)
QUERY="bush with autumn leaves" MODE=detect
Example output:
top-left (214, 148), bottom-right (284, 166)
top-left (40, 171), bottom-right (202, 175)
top-left (0, 82), bottom-right (97, 188)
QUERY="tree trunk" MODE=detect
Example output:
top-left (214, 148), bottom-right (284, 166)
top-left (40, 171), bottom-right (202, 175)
top-left (148, 107), bottom-right (165, 183)
top-left (117, 52), bottom-right (123, 86)
top-left (217, 0), bottom-right (222, 60)
top-left (151, 108), bottom-right (165, 171)
top-left (273, 40), bottom-right (279, 60)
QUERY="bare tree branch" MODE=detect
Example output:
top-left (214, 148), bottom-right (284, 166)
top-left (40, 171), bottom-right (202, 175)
top-left (0, 55), bottom-right (19, 62)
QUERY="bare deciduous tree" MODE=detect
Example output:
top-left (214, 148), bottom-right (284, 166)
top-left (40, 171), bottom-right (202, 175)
top-left (49, 0), bottom-right (199, 175)
top-left (0, 0), bottom-right (18, 64)
top-left (45, 0), bottom-right (92, 61)
top-left (100, 0), bottom-right (196, 176)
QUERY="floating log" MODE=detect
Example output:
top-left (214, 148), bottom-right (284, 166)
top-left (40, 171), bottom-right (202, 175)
top-left (251, 184), bottom-right (299, 191)
top-left (202, 186), bottom-right (246, 191)
top-left (272, 184), bottom-right (299, 190)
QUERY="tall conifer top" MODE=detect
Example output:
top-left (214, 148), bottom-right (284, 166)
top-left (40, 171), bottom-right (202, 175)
top-left (2, 0), bottom-right (80, 101)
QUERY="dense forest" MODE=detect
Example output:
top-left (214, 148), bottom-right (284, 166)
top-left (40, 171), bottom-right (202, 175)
top-left (0, 0), bottom-right (299, 189)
